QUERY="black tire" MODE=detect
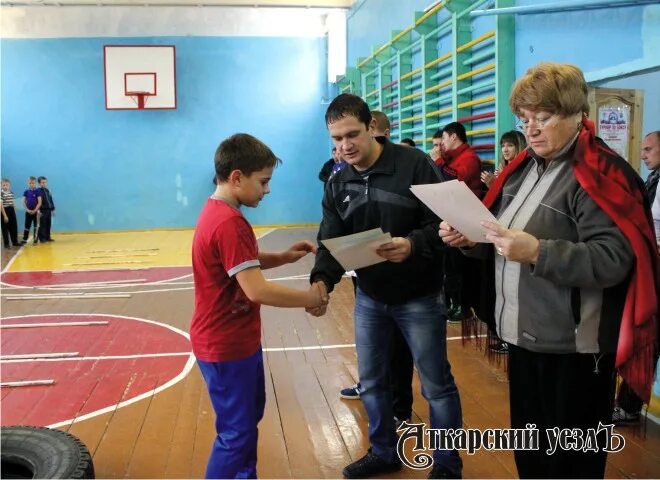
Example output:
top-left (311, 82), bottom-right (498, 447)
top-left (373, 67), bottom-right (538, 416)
top-left (1, 426), bottom-right (94, 479)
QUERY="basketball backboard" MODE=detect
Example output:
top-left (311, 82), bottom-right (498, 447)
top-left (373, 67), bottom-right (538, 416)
top-left (104, 45), bottom-right (176, 110)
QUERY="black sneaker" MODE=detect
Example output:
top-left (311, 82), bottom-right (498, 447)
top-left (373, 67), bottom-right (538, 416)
top-left (427, 464), bottom-right (461, 479)
top-left (342, 449), bottom-right (401, 479)
top-left (340, 382), bottom-right (361, 400)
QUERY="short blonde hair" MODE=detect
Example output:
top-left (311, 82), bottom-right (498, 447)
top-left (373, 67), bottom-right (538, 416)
top-left (509, 62), bottom-right (589, 117)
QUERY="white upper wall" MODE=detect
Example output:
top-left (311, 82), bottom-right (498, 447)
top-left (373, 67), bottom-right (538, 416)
top-left (0, 6), bottom-right (343, 38)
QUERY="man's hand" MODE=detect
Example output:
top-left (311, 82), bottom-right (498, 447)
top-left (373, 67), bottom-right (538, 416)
top-left (306, 281), bottom-right (329, 316)
top-left (481, 221), bottom-right (540, 264)
top-left (2, 215), bottom-right (8, 224)
top-left (439, 221), bottom-right (475, 248)
top-left (283, 240), bottom-right (316, 263)
top-left (376, 237), bottom-right (412, 263)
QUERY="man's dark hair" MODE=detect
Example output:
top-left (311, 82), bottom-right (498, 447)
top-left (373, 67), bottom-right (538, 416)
top-left (214, 133), bottom-right (281, 182)
top-left (400, 138), bottom-right (416, 147)
top-left (432, 129), bottom-right (443, 140)
top-left (37, 176), bottom-right (47, 183)
top-left (441, 122), bottom-right (468, 144)
top-left (325, 93), bottom-right (372, 128)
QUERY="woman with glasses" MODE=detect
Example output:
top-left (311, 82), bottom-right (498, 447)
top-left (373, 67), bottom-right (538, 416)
top-left (439, 62), bottom-right (657, 478)
top-left (481, 130), bottom-right (527, 188)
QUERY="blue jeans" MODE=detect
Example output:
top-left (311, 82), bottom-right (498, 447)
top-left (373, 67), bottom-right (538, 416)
top-left (354, 288), bottom-right (463, 475)
top-left (197, 348), bottom-right (266, 479)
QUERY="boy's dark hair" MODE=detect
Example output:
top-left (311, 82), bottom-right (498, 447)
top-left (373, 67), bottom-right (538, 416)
top-left (325, 93), bottom-right (372, 128)
top-left (441, 122), bottom-right (468, 144)
top-left (400, 138), bottom-right (416, 147)
top-left (28, 176), bottom-right (36, 181)
top-left (214, 133), bottom-right (281, 182)
top-left (37, 176), bottom-right (47, 183)
top-left (432, 129), bottom-right (443, 139)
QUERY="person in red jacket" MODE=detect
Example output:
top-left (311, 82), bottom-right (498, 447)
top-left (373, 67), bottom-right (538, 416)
top-left (431, 122), bottom-right (483, 324)
top-left (431, 122), bottom-right (483, 197)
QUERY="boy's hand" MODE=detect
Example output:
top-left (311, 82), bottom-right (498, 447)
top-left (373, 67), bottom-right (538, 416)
top-left (283, 240), bottom-right (316, 263)
top-left (376, 237), bottom-right (411, 263)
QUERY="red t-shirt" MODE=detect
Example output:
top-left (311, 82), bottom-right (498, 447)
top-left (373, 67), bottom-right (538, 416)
top-left (190, 198), bottom-right (261, 362)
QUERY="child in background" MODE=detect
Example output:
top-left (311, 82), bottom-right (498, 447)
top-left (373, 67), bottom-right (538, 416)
top-left (190, 133), bottom-right (327, 479)
top-left (1, 178), bottom-right (22, 248)
top-left (37, 176), bottom-right (56, 242)
top-left (22, 176), bottom-right (42, 245)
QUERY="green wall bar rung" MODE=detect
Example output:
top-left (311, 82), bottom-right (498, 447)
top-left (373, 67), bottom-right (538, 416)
top-left (456, 0), bottom-right (492, 19)
top-left (429, 66), bottom-right (454, 81)
top-left (425, 92), bottom-right (453, 106)
top-left (398, 37), bottom-right (423, 56)
top-left (400, 105), bottom-right (422, 114)
top-left (462, 47), bottom-right (496, 66)
top-left (403, 80), bottom-right (424, 91)
top-left (457, 79), bottom-right (496, 95)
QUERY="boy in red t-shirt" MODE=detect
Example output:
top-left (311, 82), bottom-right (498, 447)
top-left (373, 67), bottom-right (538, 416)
top-left (191, 133), bottom-right (327, 479)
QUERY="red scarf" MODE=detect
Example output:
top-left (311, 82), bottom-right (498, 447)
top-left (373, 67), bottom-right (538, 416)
top-left (483, 118), bottom-right (658, 402)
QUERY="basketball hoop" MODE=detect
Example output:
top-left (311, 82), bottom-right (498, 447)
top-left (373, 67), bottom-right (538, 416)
top-left (126, 91), bottom-right (151, 110)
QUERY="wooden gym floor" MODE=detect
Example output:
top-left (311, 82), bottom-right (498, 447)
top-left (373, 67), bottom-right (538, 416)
top-left (1, 227), bottom-right (659, 478)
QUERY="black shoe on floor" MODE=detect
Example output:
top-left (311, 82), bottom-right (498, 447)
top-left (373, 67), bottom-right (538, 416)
top-left (342, 449), bottom-right (401, 479)
top-left (427, 464), bottom-right (462, 479)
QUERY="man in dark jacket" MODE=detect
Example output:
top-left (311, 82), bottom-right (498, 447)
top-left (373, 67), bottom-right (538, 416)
top-left (308, 94), bottom-right (462, 479)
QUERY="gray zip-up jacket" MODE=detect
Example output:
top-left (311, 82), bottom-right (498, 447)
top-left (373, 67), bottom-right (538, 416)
top-left (467, 140), bottom-right (634, 354)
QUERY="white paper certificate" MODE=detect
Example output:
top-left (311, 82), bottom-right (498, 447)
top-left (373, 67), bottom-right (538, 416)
top-left (321, 228), bottom-right (392, 271)
top-left (410, 180), bottom-right (498, 243)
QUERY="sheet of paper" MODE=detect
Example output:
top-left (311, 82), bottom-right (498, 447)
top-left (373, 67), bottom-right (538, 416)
top-left (321, 228), bottom-right (393, 271)
top-left (410, 180), bottom-right (499, 243)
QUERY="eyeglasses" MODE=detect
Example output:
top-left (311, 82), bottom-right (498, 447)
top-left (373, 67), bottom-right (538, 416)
top-left (515, 114), bottom-right (556, 132)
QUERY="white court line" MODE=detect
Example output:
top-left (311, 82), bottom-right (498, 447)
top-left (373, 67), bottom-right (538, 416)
top-left (0, 336), bottom-right (476, 364)
top-left (0, 321), bottom-right (109, 329)
top-left (1, 244), bottom-right (25, 274)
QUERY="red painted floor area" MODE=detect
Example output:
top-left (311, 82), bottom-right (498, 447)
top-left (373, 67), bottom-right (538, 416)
top-left (1, 266), bottom-right (192, 287)
top-left (0, 314), bottom-right (192, 427)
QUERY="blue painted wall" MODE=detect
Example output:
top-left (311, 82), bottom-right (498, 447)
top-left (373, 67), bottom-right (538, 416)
top-left (1, 36), bottom-right (331, 231)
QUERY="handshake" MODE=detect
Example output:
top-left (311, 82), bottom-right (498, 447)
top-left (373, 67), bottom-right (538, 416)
top-left (306, 280), bottom-right (329, 317)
